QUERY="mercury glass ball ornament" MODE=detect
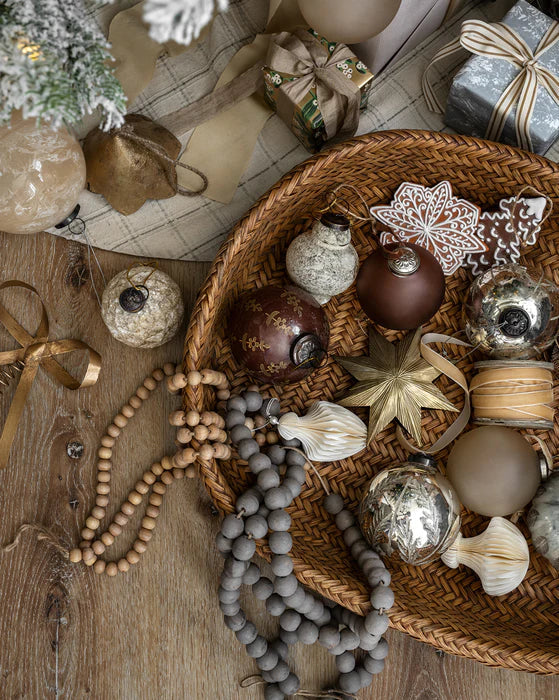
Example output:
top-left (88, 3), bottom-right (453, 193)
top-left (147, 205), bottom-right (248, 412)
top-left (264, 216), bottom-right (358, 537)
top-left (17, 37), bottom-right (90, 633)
top-left (464, 263), bottom-right (559, 359)
top-left (0, 116), bottom-right (86, 234)
top-left (359, 454), bottom-right (461, 565)
top-left (356, 243), bottom-right (445, 330)
top-left (101, 266), bottom-right (184, 348)
top-left (228, 285), bottom-right (329, 383)
top-left (447, 427), bottom-right (544, 517)
top-left (527, 472), bottom-right (559, 569)
top-left (297, 0), bottom-right (402, 44)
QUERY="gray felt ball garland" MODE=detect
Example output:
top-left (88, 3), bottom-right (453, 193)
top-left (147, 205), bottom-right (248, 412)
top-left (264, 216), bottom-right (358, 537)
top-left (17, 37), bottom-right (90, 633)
top-left (216, 388), bottom-right (394, 699)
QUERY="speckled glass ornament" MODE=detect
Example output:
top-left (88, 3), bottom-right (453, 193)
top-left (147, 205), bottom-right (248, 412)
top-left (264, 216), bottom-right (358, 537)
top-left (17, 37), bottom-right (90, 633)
top-left (228, 285), bottom-right (329, 383)
top-left (527, 471), bottom-right (559, 569)
top-left (0, 116), bottom-right (86, 234)
top-left (101, 266), bottom-right (184, 348)
top-left (359, 455), bottom-right (461, 565)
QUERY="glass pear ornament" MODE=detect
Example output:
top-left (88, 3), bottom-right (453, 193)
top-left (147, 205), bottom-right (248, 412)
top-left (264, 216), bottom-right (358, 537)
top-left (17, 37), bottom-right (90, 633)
top-left (0, 116), bottom-right (86, 234)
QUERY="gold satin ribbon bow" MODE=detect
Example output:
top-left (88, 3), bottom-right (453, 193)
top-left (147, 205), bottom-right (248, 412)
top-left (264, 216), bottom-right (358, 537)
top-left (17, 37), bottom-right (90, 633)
top-left (266, 29), bottom-right (362, 141)
top-left (0, 281), bottom-right (102, 470)
top-left (423, 18), bottom-right (559, 151)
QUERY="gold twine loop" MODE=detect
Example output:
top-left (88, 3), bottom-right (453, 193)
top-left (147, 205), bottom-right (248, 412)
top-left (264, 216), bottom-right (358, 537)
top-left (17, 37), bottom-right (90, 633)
top-left (1, 524), bottom-right (69, 559)
top-left (239, 675), bottom-right (357, 699)
top-left (0, 281), bottom-right (101, 470)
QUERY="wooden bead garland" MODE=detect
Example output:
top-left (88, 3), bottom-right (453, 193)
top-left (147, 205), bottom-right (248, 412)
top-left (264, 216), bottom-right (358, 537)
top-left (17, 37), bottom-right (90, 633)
top-left (67, 364), bottom-right (231, 574)
top-left (218, 388), bottom-right (393, 699)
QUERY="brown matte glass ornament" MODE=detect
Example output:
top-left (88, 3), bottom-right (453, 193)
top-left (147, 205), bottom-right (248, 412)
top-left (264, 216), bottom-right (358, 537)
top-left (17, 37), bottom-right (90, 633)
top-left (228, 285), bottom-right (329, 383)
top-left (356, 243), bottom-right (445, 330)
top-left (447, 426), bottom-right (542, 517)
top-left (0, 115), bottom-right (86, 234)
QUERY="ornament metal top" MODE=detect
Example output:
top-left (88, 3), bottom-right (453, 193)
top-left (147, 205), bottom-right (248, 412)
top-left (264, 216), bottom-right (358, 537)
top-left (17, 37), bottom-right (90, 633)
top-left (464, 263), bottom-right (559, 359)
top-left (359, 454), bottom-right (461, 565)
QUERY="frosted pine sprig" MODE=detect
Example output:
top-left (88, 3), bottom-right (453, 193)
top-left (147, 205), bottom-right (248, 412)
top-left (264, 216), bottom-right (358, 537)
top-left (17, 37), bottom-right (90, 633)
top-left (143, 0), bottom-right (229, 45)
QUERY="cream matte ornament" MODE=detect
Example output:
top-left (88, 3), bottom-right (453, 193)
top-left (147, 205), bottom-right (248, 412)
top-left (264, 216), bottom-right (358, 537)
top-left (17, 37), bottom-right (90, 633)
top-left (297, 0), bottom-right (402, 44)
top-left (274, 400), bottom-right (367, 461)
top-left (101, 265), bottom-right (184, 348)
top-left (286, 213), bottom-right (359, 305)
top-left (527, 471), bottom-right (559, 569)
top-left (441, 517), bottom-right (530, 596)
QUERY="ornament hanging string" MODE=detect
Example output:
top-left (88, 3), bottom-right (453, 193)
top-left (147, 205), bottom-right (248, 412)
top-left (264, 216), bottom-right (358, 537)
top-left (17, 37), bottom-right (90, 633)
top-left (239, 675), bottom-right (358, 699)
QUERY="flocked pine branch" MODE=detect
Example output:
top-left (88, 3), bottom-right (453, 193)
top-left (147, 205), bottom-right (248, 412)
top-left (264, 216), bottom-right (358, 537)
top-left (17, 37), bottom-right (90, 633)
top-left (142, 0), bottom-right (229, 45)
top-left (0, 0), bottom-right (126, 130)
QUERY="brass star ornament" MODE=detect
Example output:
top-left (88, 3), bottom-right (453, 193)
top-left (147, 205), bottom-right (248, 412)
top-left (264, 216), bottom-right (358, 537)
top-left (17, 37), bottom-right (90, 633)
top-left (336, 327), bottom-right (457, 446)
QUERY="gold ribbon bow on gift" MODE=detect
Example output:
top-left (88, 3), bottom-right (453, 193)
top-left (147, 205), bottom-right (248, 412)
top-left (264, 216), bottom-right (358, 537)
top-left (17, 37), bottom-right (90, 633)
top-left (266, 29), bottom-right (362, 141)
top-left (423, 19), bottom-right (559, 151)
top-left (0, 281), bottom-right (102, 470)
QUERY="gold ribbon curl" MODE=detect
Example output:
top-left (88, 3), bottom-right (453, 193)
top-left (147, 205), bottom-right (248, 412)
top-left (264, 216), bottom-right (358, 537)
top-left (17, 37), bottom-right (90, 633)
top-left (423, 18), bottom-right (559, 151)
top-left (0, 281), bottom-right (102, 470)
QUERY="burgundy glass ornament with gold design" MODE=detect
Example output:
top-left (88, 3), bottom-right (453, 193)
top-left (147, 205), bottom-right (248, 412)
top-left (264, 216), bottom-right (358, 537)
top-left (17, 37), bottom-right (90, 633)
top-left (228, 285), bottom-right (329, 383)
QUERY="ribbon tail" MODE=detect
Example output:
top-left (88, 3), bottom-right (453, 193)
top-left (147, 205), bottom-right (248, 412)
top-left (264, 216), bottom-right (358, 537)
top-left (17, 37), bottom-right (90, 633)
top-left (40, 339), bottom-right (102, 390)
top-left (515, 68), bottom-right (538, 152)
top-left (422, 36), bottom-right (464, 114)
top-left (485, 71), bottom-right (524, 143)
top-left (0, 361), bottom-right (40, 470)
top-left (315, 68), bottom-right (361, 140)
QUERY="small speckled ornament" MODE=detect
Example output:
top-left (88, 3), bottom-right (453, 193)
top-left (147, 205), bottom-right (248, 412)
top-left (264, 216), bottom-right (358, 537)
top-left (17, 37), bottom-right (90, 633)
top-left (527, 471), bottom-right (559, 569)
top-left (101, 265), bottom-right (184, 348)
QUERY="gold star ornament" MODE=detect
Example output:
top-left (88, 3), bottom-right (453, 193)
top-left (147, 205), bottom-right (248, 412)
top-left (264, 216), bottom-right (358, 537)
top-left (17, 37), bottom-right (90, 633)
top-left (336, 327), bottom-right (457, 446)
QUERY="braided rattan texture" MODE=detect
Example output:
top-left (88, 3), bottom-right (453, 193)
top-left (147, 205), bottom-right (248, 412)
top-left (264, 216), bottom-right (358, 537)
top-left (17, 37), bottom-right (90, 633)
top-left (183, 130), bottom-right (559, 675)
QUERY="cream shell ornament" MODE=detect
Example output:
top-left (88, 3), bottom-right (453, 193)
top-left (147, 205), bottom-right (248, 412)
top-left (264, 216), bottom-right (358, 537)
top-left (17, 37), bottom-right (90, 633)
top-left (275, 401), bottom-right (367, 461)
top-left (441, 517), bottom-right (529, 596)
top-left (101, 266), bottom-right (184, 348)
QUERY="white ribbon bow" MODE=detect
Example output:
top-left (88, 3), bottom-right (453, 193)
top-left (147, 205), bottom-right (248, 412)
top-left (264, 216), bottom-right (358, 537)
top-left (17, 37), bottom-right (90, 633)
top-left (423, 19), bottom-right (559, 151)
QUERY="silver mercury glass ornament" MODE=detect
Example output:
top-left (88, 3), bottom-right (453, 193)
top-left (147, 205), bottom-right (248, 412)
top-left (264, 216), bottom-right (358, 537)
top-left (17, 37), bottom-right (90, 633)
top-left (359, 454), bottom-right (461, 565)
top-left (463, 263), bottom-right (559, 359)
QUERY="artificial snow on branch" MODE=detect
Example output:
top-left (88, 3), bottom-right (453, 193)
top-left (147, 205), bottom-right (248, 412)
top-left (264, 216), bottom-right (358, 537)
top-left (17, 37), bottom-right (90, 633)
top-left (0, 0), bottom-right (126, 130)
top-left (143, 0), bottom-right (230, 45)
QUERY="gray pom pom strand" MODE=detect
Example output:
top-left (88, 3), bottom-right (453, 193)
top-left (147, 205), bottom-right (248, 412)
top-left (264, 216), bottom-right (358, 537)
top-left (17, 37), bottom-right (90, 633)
top-left (267, 444), bottom-right (287, 465)
top-left (269, 531), bottom-right (292, 555)
top-left (369, 637), bottom-right (389, 660)
top-left (227, 396), bottom-right (247, 414)
top-left (236, 621), bottom-right (258, 644)
top-left (278, 672), bottom-right (300, 696)
top-left (264, 684), bottom-right (285, 700)
top-left (246, 635), bottom-right (268, 658)
top-left (297, 620), bottom-right (319, 645)
top-left (266, 594), bottom-right (287, 617)
top-left (245, 514), bottom-right (268, 540)
top-left (243, 391), bottom-right (263, 413)
top-left (248, 452), bottom-right (273, 474)
top-left (242, 562), bottom-right (261, 585)
top-left (269, 660), bottom-right (290, 683)
top-left (268, 509), bottom-right (291, 532)
top-left (257, 468), bottom-right (281, 491)
top-left (224, 610), bottom-right (246, 631)
top-left (221, 514), bottom-right (244, 539)
top-left (335, 509), bottom-right (355, 531)
top-left (324, 493), bottom-right (344, 514)
top-left (364, 610), bottom-right (390, 636)
top-left (370, 586), bottom-right (395, 611)
top-left (364, 656), bottom-right (385, 674)
top-left (339, 671), bottom-right (361, 694)
top-left (274, 574), bottom-right (298, 597)
top-left (253, 577), bottom-right (274, 601)
top-left (226, 410), bottom-right (246, 429)
top-left (230, 424), bottom-right (252, 444)
top-left (279, 609), bottom-right (301, 632)
top-left (256, 649), bottom-right (279, 671)
top-left (271, 554), bottom-right (293, 577)
top-left (318, 626), bottom-right (340, 650)
top-left (232, 535), bottom-right (256, 561)
top-left (336, 651), bottom-right (356, 673)
top-left (238, 438), bottom-right (260, 461)
top-left (264, 486), bottom-right (292, 510)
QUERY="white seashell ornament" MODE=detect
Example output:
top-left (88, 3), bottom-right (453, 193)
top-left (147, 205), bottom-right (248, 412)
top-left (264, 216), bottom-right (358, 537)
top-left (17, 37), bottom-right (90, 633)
top-left (441, 517), bottom-right (529, 596)
top-left (276, 401), bottom-right (367, 462)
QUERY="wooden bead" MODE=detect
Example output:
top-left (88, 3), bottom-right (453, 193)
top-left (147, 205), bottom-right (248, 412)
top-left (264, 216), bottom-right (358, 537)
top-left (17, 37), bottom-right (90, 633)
top-left (266, 432), bottom-right (279, 445)
top-left (101, 532), bottom-right (114, 547)
top-left (97, 471), bottom-right (111, 483)
top-left (101, 435), bottom-right (115, 448)
top-left (161, 471), bottom-right (174, 485)
top-left (91, 506), bottom-right (105, 520)
top-left (96, 483), bottom-right (110, 495)
top-left (201, 369), bottom-right (227, 386)
top-left (96, 495), bottom-right (109, 508)
top-left (93, 559), bottom-right (106, 575)
top-left (98, 447), bottom-right (112, 460)
top-left (163, 362), bottom-right (176, 376)
top-left (133, 540), bottom-right (147, 554)
top-left (113, 414), bottom-right (128, 429)
top-left (166, 376), bottom-right (179, 393)
top-left (244, 417), bottom-right (255, 431)
top-left (136, 386), bottom-right (150, 400)
top-left (149, 493), bottom-right (163, 507)
top-left (216, 401), bottom-right (227, 413)
top-left (108, 523), bottom-right (122, 537)
top-left (198, 444), bottom-right (215, 460)
top-left (82, 547), bottom-right (95, 562)
top-left (173, 468), bottom-right (185, 480)
top-left (121, 404), bottom-right (135, 419)
top-left (254, 415), bottom-right (268, 428)
top-left (129, 395), bottom-right (142, 409)
top-left (128, 490), bottom-right (142, 505)
top-left (143, 376), bottom-right (157, 391)
top-left (151, 462), bottom-right (164, 476)
top-left (255, 433), bottom-right (266, 447)
top-left (135, 481), bottom-right (149, 495)
top-left (107, 424), bottom-right (121, 438)
top-left (69, 548), bottom-right (82, 563)
top-left (180, 448), bottom-right (198, 464)
top-left (171, 373), bottom-right (188, 390)
top-left (81, 528), bottom-right (95, 540)
top-left (138, 528), bottom-right (153, 542)
top-left (208, 427), bottom-right (227, 442)
top-left (194, 424), bottom-right (209, 441)
top-left (201, 412), bottom-right (225, 428)
top-left (141, 516), bottom-right (156, 530)
top-left (187, 370), bottom-right (202, 386)
top-left (185, 465), bottom-right (197, 479)
top-left (105, 562), bottom-right (118, 577)
top-left (169, 410), bottom-right (186, 427)
top-left (126, 550), bottom-right (140, 564)
top-left (185, 411), bottom-right (200, 427)
top-left (213, 444), bottom-right (231, 459)
top-left (172, 453), bottom-right (188, 469)
top-left (79, 540), bottom-right (91, 549)
top-left (153, 482), bottom-right (166, 495)
top-left (114, 512), bottom-right (128, 526)
top-left (176, 427), bottom-right (194, 444)
top-left (97, 459), bottom-right (112, 471)
top-left (118, 558), bottom-right (130, 573)
top-left (217, 389), bottom-right (231, 400)
top-left (152, 368), bottom-right (165, 382)
top-left (92, 540), bottom-right (105, 555)
top-left (146, 505), bottom-right (159, 518)
top-left (121, 501), bottom-right (135, 516)
top-left (159, 456), bottom-right (172, 471)
top-left (142, 471), bottom-right (156, 485)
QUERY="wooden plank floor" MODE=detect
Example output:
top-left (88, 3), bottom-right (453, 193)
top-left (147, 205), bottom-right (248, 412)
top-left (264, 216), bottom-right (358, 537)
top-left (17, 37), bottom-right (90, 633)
top-left (0, 231), bottom-right (556, 699)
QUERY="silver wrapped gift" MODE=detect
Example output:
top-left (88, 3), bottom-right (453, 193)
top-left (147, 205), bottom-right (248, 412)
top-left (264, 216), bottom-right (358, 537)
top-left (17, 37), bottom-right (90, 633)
top-left (445, 0), bottom-right (559, 154)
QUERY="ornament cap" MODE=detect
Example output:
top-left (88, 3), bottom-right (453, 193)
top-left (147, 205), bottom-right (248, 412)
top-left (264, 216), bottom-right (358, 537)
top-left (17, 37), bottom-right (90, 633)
top-left (387, 246), bottom-right (421, 276)
top-left (290, 333), bottom-right (327, 370)
top-left (320, 211), bottom-right (350, 231)
top-left (407, 452), bottom-right (438, 470)
top-left (119, 285), bottom-right (149, 313)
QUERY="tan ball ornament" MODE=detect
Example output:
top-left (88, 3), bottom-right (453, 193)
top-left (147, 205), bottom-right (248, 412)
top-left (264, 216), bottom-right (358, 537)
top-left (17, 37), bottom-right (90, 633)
top-left (101, 265), bottom-right (184, 348)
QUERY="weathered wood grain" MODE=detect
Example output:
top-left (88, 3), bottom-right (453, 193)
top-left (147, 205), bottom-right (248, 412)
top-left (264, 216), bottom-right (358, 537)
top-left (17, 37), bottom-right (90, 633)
top-left (0, 231), bottom-right (556, 699)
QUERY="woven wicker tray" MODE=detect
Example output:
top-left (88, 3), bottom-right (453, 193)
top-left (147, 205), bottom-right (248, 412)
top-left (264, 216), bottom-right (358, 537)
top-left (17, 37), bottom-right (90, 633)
top-left (183, 130), bottom-right (559, 675)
